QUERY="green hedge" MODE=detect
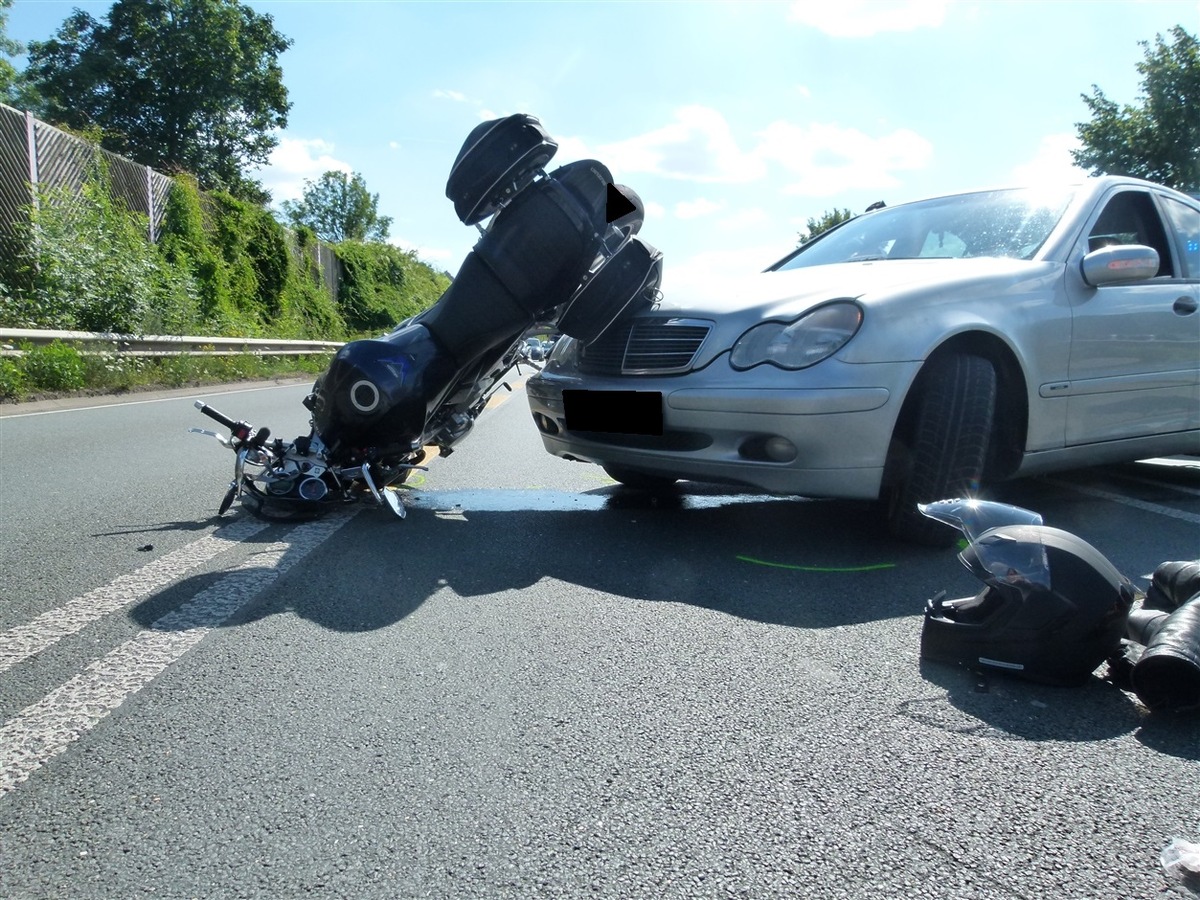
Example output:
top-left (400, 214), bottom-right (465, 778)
top-left (335, 241), bottom-right (452, 333)
top-left (0, 339), bottom-right (334, 402)
top-left (0, 154), bottom-right (450, 344)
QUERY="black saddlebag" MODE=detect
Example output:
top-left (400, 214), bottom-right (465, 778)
top-left (424, 168), bottom-right (614, 364)
top-left (558, 236), bottom-right (663, 344)
top-left (445, 114), bottom-right (558, 225)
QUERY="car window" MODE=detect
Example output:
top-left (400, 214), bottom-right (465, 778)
top-left (1086, 190), bottom-right (1174, 277)
top-left (1159, 195), bottom-right (1200, 279)
top-left (773, 187), bottom-right (1075, 271)
top-left (918, 230), bottom-right (967, 257)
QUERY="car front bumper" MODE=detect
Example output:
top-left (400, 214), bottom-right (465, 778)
top-left (526, 356), bottom-right (920, 499)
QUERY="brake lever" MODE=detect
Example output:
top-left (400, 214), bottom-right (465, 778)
top-left (189, 427), bottom-right (233, 448)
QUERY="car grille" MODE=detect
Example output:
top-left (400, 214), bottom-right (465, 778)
top-left (579, 317), bottom-right (712, 375)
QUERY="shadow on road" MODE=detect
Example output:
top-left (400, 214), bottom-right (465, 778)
top-left (235, 484), bottom-right (941, 632)
top-left (126, 476), bottom-right (1200, 755)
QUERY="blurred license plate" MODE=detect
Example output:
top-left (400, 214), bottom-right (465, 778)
top-left (563, 390), bottom-right (663, 435)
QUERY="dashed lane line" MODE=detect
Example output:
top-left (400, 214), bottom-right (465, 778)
top-left (0, 510), bottom-right (357, 796)
top-left (0, 515), bottom-right (271, 674)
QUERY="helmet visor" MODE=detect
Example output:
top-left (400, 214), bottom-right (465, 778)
top-left (918, 499), bottom-right (1044, 544)
top-left (968, 529), bottom-right (1052, 592)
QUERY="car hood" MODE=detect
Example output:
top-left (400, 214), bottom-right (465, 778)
top-left (654, 257), bottom-right (1046, 320)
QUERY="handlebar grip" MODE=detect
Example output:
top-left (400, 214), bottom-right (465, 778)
top-left (194, 400), bottom-right (237, 430)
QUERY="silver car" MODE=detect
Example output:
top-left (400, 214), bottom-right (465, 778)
top-left (526, 176), bottom-right (1200, 543)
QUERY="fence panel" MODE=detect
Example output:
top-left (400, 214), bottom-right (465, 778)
top-left (0, 103), bottom-right (340, 298)
top-left (0, 106), bottom-right (31, 267)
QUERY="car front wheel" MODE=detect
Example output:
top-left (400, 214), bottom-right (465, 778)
top-left (882, 353), bottom-right (997, 546)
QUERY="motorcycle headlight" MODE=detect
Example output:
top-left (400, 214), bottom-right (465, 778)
top-left (729, 300), bottom-right (862, 370)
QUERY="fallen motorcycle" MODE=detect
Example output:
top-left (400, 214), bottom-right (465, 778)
top-left (191, 114), bottom-right (663, 520)
top-left (918, 498), bottom-right (1200, 711)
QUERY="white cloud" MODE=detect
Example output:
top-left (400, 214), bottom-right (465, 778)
top-left (659, 242), bottom-right (793, 302)
top-left (389, 236), bottom-right (455, 265)
top-left (433, 89), bottom-right (468, 103)
top-left (1011, 133), bottom-right (1089, 185)
top-left (256, 136), bottom-right (353, 203)
top-left (589, 105), bottom-right (766, 184)
top-left (755, 120), bottom-right (933, 197)
top-left (719, 207), bottom-right (770, 232)
top-left (788, 0), bottom-right (953, 37)
top-left (551, 134), bottom-right (592, 166)
top-left (644, 200), bottom-right (667, 222)
top-left (560, 107), bottom-right (931, 196)
top-left (674, 197), bottom-right (723, 220)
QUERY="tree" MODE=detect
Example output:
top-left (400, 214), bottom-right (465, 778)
top-left (1073, 25), bottom-right (1200, 192)
top-left (0, 0), bottom-right (37, 108)
top-left (23, 0), bottom-right (291, 198)
top-left (281, 170), bottom-right (393, 244)
top-left (0, 0), bottom-right (18, 97)
top-left (797, 207), bottom-right (855, 246)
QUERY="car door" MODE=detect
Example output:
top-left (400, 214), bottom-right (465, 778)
top-left (1064, 186), bottom-right (1200, 445)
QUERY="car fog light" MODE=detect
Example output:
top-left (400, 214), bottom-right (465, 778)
top-left (533, 413), bottom-right (560, 435)
top-left (764, 436), bottom-right (797, 462)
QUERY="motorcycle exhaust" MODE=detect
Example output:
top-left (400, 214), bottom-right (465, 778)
top-left (1126, 597), bottom-right (1200, 712)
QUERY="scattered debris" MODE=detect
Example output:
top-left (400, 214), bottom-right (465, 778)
top-left (1161, 837), bottom-right (1200, 896)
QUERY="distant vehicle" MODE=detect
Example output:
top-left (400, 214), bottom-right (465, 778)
top-left (527, 176), bottom-right (1200, 544)
top-left (524, 336), bottom-right (556, 362)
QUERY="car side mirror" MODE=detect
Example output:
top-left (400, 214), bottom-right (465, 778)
top-left (1080, 244), bottom-right (1160, 286)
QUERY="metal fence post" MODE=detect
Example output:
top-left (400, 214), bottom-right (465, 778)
top-left (24, 110), bottom-right (38, 211)
top-left (146, 166), bottom-right (156, 242)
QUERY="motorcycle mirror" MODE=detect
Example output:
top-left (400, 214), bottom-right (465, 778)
top-left (607, 183), bottom-right (644, 236)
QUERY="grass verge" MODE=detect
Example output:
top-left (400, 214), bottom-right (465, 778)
top-left (0, 340), bottom-right (334, 404)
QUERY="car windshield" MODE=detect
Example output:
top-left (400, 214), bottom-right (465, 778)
top-left (772, 187), bottom-right (1077, 270)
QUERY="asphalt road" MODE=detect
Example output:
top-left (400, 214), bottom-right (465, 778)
top-left (1, 381), bottom-right (1198, 899)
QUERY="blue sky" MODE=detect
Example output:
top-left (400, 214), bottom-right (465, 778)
top-left (7, 0), bottom-right (1198, 295)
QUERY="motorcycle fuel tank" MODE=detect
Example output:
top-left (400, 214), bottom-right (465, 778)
top-left (310, 323), bottom-right (460, 458)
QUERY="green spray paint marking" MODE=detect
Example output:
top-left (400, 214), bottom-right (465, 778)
top-left (736, 555), bottom-right (896, 573)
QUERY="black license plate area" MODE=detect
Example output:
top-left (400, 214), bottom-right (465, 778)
top-left (563, 390), bottom-right (663, 436)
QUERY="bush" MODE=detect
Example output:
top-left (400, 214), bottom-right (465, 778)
top-left (2, 156), bottom-right (199, 335)
top-left (0, 357), bottom-right (25, 400)
top-left (335, 241), bottom-right (451, 333)
top-left (22, 341), bottom-right (86, 391)
top-left (0, 131), bottom-right (446, 345)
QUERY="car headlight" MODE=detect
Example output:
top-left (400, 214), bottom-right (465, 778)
top-left (729, 300), bottom-right (862, 370)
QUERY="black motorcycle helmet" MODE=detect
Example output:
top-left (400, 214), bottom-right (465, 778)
top-left (919, 500), bottom-right (1135, 686)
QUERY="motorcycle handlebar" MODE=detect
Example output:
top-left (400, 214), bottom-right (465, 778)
top-left (194, 400), bottom-right (257, 443)
top-left (194, 400), bottom-right (237, 430)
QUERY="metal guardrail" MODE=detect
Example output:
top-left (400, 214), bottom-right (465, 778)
top-left (0, 328), bottom-right (344, 357)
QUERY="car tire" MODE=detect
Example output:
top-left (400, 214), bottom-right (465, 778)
top-left (603, 464), bottom-right (679, 490)
top-left (884, 353), bottom-right (996, 546)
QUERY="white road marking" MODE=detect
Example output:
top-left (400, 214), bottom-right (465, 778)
top-left (1047, 479), bottom-right (1200, 525)
top-left (0, 511), bottom-right (356, 796)
top-left (0, 516), bottom-right (270, 673)
top-left (0, 381), bottom-right (311, 419)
